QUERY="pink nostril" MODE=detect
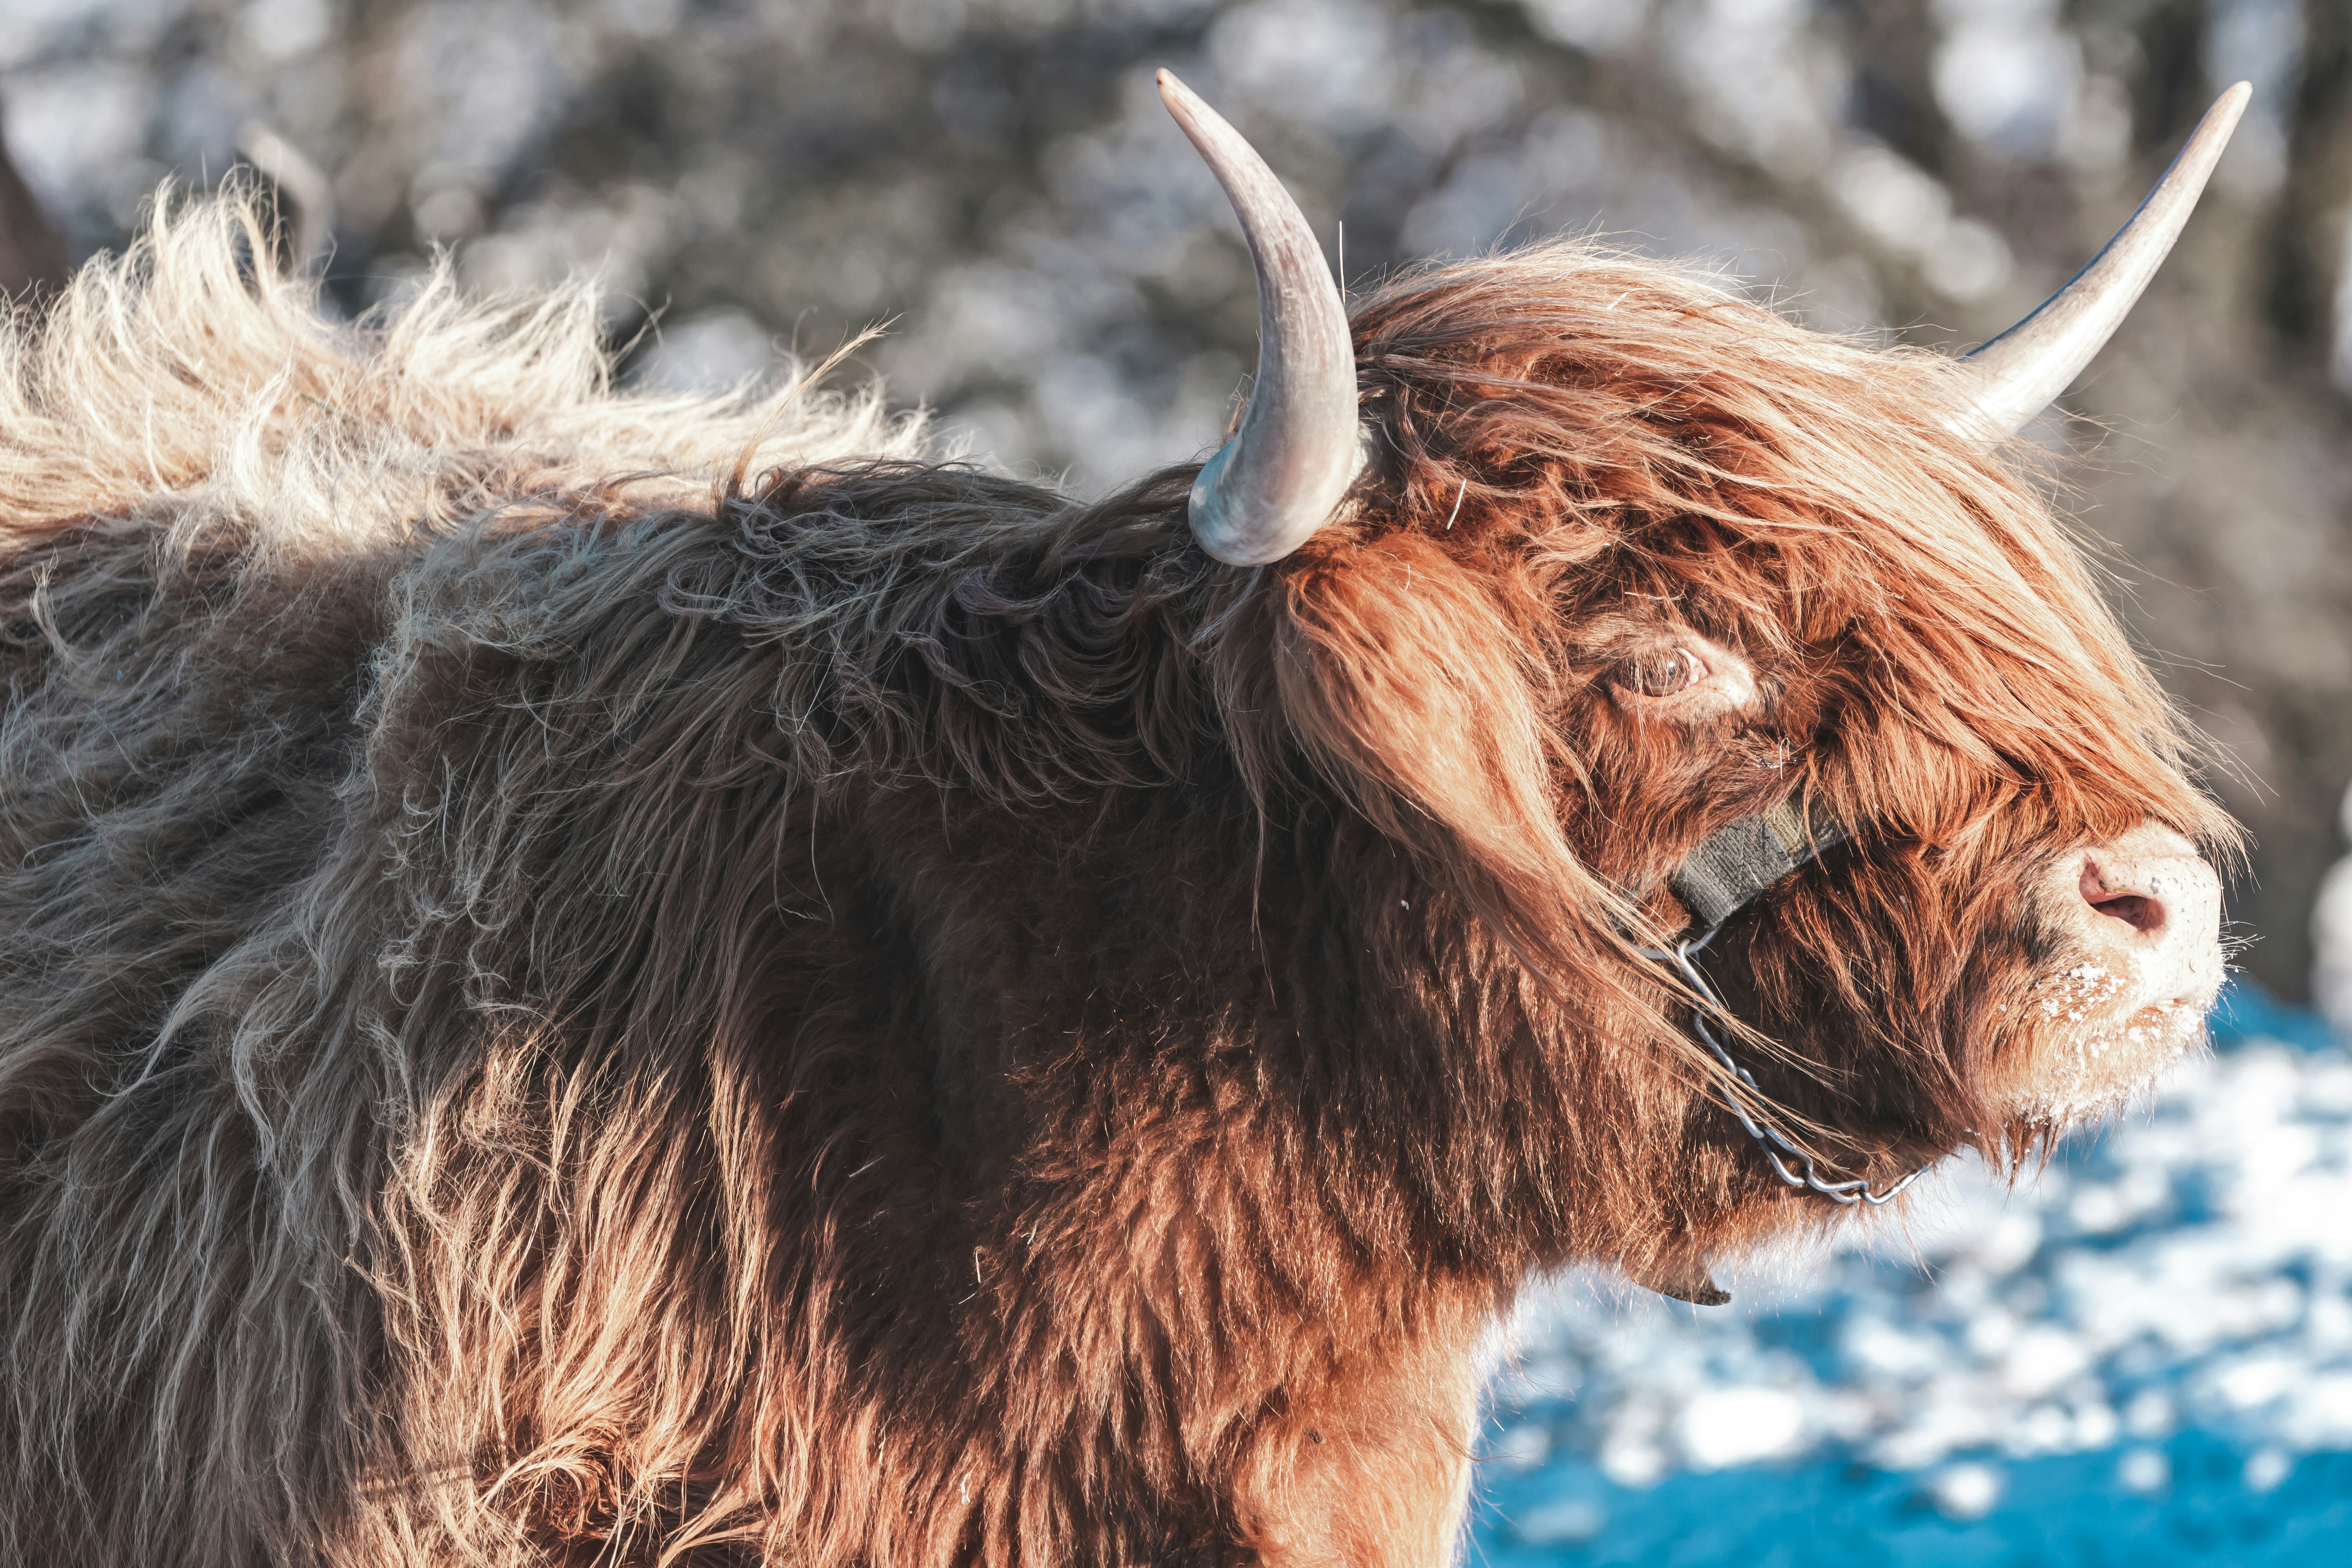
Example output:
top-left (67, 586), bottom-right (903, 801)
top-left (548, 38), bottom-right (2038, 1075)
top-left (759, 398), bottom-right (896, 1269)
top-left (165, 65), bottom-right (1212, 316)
top-left (2089, 891), bottom-right (2166, 935)
top-left (2080, 858), bottom-right (2167, 935)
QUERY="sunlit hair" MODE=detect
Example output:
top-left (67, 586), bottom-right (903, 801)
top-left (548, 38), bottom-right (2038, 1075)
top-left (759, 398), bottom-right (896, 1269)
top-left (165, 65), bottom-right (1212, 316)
top-left (0, 192), bottom-right (2230, 1566)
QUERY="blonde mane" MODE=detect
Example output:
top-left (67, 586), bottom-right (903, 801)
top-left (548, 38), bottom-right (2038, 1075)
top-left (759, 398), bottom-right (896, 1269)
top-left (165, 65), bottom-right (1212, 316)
top-left (0, 191), bottom-right (926, 557)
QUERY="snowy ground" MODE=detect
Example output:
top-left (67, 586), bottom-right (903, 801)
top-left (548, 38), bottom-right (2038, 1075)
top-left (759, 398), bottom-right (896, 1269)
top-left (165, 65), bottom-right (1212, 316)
top-left (1472, 995), bottom-right (2352, 1564)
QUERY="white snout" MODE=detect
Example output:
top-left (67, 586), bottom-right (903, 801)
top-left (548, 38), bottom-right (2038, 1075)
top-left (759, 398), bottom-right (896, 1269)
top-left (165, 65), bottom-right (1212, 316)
top-left (2067, 823), bottom-right (2224, 1009)
top-left (2006, 822), bottom-right (2223, 1122)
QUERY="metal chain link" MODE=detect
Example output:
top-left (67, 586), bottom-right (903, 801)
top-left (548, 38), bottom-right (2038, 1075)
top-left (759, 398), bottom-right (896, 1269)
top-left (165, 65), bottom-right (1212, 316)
top-left (1639, 927), bottom-right (1928, 1208)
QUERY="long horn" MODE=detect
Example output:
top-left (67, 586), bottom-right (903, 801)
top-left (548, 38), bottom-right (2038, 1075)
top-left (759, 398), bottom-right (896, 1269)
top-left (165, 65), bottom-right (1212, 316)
top-left (1158, 71), bottom-right (1360, 566)
top-left (1949, 82), bottom-right (2249, 441)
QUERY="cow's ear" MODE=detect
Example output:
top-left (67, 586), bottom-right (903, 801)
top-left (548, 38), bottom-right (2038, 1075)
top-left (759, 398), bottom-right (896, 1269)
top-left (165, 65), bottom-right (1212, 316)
top-left (1271, 533), bottom-right (1618, 953)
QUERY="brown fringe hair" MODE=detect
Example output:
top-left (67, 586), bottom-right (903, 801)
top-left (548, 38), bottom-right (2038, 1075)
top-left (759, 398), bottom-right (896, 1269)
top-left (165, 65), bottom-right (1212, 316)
top-left (0, 196), bottom-right (2229, 1566)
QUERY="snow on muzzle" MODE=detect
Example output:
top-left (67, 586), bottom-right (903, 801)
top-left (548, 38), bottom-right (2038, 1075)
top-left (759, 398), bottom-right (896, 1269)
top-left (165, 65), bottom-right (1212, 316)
top-left (1995, 822), bottom-right (2225, 1123)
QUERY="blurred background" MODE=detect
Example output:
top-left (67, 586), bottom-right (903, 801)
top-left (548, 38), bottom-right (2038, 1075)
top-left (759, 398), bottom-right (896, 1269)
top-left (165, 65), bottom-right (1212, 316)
top-left (3, 0), bottom-right (2348, 1561)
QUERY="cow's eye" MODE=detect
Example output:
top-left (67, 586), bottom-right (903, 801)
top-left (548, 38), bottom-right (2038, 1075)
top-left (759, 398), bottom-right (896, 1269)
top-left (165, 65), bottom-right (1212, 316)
top-left (1606, 634), bottom-right (1758, 720)
top-left (1621, 646), bottom-right (1708, 699)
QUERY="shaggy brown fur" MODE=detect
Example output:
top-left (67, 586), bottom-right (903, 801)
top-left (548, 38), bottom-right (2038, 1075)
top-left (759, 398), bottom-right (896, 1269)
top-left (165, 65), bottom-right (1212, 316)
top-left (0, 197), bottom-right (2230, 1567)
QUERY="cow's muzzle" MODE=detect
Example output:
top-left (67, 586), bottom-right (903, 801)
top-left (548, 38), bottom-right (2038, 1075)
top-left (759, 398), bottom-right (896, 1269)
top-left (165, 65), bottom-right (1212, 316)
top-left (2001, 822), bottom-right (2224, 1121)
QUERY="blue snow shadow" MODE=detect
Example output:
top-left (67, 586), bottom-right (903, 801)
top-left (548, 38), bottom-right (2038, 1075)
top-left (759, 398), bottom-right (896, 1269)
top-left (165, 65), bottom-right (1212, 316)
top-left (1470, 991), bottom-right (2351, 1566)
top-left (2209, 975), bottom-right (2336, 1053)
top-left (1473, 1439), bottom-right (2352, 1567)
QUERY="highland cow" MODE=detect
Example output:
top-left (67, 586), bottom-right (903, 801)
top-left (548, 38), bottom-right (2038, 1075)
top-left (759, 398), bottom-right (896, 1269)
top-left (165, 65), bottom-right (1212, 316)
top-left (0, 73), bottom-right (2245, 1568)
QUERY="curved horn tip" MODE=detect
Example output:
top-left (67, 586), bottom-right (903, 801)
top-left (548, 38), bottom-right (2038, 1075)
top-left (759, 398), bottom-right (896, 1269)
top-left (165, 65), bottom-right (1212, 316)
top-left (1948, 81), bottom-right (2250, 445)
top-left (1155, 69), bottom-right (1224, 153)
top-left (1155, 67), bottom-right (1361, 567)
